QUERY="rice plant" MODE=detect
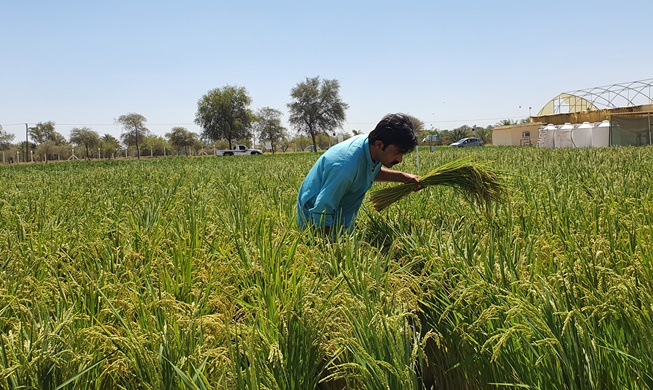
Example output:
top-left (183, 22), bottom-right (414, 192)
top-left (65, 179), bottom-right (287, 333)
top-left (370, 156), bottom-right (506, 212)
top-left (1, 146), bottom-right (652, 388)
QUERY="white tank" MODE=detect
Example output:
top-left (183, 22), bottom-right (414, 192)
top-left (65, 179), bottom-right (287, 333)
top-left (592, 120), bottom-right (610, 147)
top-left (555, 123), bottom-right (575, 148)
top-left (572, 121), bottom-right (593, 147)
top-left (539, 123), bottom-right (556, 148)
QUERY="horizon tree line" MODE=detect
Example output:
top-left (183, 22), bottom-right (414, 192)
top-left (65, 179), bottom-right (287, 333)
top-left (1, 76), bottom-right (526, 161)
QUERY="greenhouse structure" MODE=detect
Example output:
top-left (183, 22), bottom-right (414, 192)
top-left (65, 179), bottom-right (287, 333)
top-left (493, 78), bottom-right (653, 147)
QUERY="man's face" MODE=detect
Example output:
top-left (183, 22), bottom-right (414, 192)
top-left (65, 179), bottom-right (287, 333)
top-left (374, 141), bottom-right (405, 168)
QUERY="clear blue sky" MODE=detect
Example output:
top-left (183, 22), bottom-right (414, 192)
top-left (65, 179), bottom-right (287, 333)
top-left (2, 0), bottom-right (651, 142)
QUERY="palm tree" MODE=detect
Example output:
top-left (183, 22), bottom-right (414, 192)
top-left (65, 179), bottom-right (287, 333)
top-left (449, 126), bottom-right (471, 143)
top-left (101, 134), bottom-right (121, 159)
top-left (496, 119), bottom-right (517, 126)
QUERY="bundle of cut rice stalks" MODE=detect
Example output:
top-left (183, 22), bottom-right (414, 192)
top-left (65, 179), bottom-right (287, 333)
top-left (370, 156), bottom-right (506, 212)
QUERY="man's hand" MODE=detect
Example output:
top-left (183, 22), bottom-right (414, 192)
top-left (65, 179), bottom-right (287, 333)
top-left (376, 168), bottom-right (424, 191)
top-left (403, 173), bottom-right (424, 191)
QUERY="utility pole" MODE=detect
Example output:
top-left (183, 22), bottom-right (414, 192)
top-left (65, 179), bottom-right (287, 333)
top-left (25, 123), bottom-right (28, 163)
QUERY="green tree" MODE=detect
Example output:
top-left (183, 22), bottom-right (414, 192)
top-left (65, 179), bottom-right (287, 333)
top-left (141, 134), bottom-right (169, 157)
top-left (496, 119), bottom-right (517, 126)
top-left (116, 113), bottom-right (149, 159)
top-left (195, 85), bottom-right (253, 150)
top-left (69, 127), bottom-right (100, 159)
top-left (28, 122), bottom-right (66, 144)
top-left (28, 121), bottom-right (67, 160)
top-left (287, 76), bottom-right (348, 152)
top-left (15, 141), bottom-right (35, 162)
top-left (191, 138), bottom-right (205, 155)
top-left (290, 134), bottom-right (312, 152)
top-left (476, 127), bottom-right (493, 145)
top-left (254, 107), bottom-right (286, 154)
top-left (100, 134), bottom-right (121, 159)
top-left (0, 125), bottom-right (15, 149)
top-left (51, 133), bottom-right (67, 145)
top-left (278, 135), bottom-right (291, 152)
top-left (28, 121), bottom-right (57, 144)
top-left (315, 133), bottom-right (334, 150)
top-left (447, 126), bottom-right (472, 144)
top-left (406, 115), bottom-right (425, 133)
top-left (436, 130), bottom-right (450, 145)
top-left (166, 127), bottom-right (197, 156)
top-left (34, 140), bottom-right (64, 162)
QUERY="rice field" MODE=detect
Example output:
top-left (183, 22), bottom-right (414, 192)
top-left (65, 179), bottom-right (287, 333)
top-left (0, 146), bottom-right (652, 389)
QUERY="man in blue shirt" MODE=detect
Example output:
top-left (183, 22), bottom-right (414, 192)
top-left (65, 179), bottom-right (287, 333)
top-left (297, 113), bottom-right (421, 234)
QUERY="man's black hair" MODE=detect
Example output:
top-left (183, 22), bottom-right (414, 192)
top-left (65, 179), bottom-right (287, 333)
top-left (368, 113), bottom-right (418, 154)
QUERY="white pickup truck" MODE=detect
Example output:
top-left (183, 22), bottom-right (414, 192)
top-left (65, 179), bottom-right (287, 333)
top-left (215, 145), bottom-right (263, 156)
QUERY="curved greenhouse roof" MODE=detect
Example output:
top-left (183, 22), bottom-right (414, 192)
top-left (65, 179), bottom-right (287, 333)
top-left (538, 78), bottom-right (653, 116)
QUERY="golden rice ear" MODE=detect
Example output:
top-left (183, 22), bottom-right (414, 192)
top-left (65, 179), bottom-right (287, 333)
top-left (369, 157), bottom-right (506, 212)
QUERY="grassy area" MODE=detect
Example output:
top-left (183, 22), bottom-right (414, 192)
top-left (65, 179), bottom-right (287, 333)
top-left (0, 146), bottom-right (652, 389)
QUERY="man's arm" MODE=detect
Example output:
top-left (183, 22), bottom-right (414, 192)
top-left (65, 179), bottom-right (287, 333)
top-left (375, 167), bottom-right (423, 190)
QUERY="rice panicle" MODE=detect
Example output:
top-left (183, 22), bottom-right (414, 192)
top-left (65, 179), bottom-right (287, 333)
top-left (370, 157), bottom-right (506, 212)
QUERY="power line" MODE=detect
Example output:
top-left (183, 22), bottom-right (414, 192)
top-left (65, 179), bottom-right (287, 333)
top-left (429, 115), bottom-right (529, 123)
top-left (3, 114), bottom-right (529, 133)
top-left (4, 114), bottom-right (530, 128)
top-left (347, 115), bottom-right (529, 127)
top-left (1, 123), bottom-right (199, 127)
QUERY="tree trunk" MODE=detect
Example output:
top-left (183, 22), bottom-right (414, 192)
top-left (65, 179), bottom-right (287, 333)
top-left (310, 130), bottom-right (317, 153)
